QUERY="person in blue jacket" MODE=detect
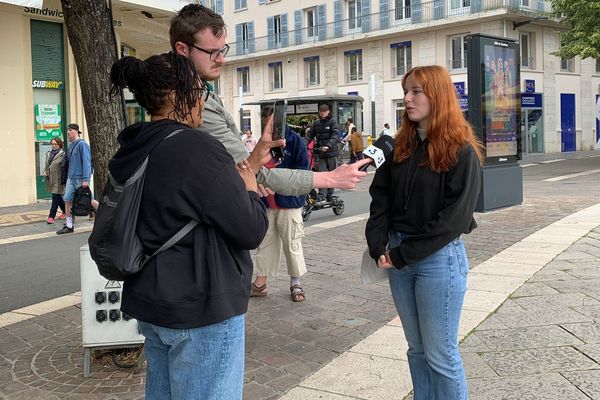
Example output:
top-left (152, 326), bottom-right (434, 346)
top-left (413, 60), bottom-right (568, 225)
top-left (251, 109), bottom-right (310, 302)
top-left (56, 123), bottom-right (92, 234)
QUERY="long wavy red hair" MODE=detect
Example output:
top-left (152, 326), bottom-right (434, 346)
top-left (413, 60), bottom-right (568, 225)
top-left (393, 65), bottom-right (483, 172)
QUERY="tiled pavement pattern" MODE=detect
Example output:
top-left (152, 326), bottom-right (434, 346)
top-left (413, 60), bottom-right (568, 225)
top-left (1, 154), bottom-right (599, 399)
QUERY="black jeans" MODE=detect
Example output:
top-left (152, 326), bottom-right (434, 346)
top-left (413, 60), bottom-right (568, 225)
top-left (317, 156), bottom-right (337, 198)
top-left (49, 193), bottom-right (65, 219)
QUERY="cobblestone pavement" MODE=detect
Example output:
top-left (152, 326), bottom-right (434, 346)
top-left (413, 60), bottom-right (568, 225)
top-left (0, 153), bottom-right (599, 399)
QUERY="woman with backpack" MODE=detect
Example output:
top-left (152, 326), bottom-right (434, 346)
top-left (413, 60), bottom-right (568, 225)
top-left (43, 137), bottom-right (66, 224)
top-left (109, 52), bottom-right (270, 399)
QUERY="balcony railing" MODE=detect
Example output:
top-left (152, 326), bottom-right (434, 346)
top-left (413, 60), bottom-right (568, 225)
top-left (392, 65), bottom-right (411, 78)
top-left (229, 0), bottom-right (550, 58)
top-left (560, 58), bottom-right (574, 72)
top-left (346, 73), bottom-right (363, 83)
top-left (305, 78), bottom-right (320, 87)
top-left (448, 58), bottom-right (468, 70)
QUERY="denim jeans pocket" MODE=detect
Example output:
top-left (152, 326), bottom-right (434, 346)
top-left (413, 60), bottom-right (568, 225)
top-left (452, 240), bottom-right (469, 278)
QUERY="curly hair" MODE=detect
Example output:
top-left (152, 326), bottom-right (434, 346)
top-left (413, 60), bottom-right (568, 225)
top-left (110, 52), bottom-right (203, 121)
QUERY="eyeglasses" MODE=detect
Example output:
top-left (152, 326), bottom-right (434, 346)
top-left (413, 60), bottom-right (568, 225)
top-left (196, 81), bottom-right (211, 102)
top-left (188, 43), bottom-right (230, 61)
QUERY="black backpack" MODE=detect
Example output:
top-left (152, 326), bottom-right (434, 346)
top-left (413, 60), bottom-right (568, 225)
top-left (88, 129), bottom-right (198, 281)
top-left (72, 186), bottom-right (93, 216)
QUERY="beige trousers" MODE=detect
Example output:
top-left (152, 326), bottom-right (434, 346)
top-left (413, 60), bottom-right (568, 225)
top-left (255, 208), bottom-right (307, 278)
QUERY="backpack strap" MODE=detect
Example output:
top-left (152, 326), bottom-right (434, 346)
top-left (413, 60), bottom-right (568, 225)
top-left (151, 220), bottom-right (199, 257)
top-left (146, 128), bottom-right (197, 258)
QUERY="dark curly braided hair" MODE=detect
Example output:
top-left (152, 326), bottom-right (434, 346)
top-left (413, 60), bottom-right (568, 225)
top-left (110, 51), bottom-right (203, 122)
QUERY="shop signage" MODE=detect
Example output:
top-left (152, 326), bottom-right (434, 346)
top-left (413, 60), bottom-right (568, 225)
top-left (525, 79), bottom-right (535, 93)
top-left (32, 80), bottom-right (63, 89)
top-left (454, 81), bottom-right (465, 96)
top-left (23, 7), bottom-right (123, 26)
top-left (296, 103), bottom-right (318, 113)
top-left (520, 93), bottom-right (542, 108)
top-left (34, 104), bottom-right (62, 141)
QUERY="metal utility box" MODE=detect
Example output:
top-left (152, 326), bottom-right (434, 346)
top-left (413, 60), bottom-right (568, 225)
top-left (80, 245), bottom-right (144, 376)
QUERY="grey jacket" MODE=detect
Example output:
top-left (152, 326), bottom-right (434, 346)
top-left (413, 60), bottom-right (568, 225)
top-left (198, 93), bottom-right (313, 196)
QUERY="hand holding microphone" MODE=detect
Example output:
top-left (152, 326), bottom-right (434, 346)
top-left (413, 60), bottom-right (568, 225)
top-left (360, 135), bottom-right (395, 171)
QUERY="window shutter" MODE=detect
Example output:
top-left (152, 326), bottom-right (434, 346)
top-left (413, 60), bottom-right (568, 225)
top-left (248, 22), bottom-right (255, 53)
top-left (333, 0), bottom-right (343, 38)
top-left (361, 0), bottom-right (371, 33)
top-left (281, 14), bottom-right (289, 48)
top-left (318, 4), bottom-right (327, 41)
top-left (294, 10), bottom-right (302, 45)
top-left (537, 0), bottom-right (544, 11)
top-left (379, 0), bottom-right (389, 29)
top-left (411, 0), bottom-right (422, 23)
top-left (30, 20), bottom-right (64, 82)
top-left (434, 0), bottom-right (446, 18)
top-left (235, 24), bottom-right (243, 55)
top-left (216, 0), bottom-right (224, 14)
top-left (267, 16), bottom-right (274, 49)
top-left (471, 0), bottom-right (483, 12)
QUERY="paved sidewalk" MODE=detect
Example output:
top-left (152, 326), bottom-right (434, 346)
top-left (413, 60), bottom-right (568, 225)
top-left (1, 152), bottom-right (599, 399)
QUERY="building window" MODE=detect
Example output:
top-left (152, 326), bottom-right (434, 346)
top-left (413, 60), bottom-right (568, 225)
top-left (560, 57), bottom-right (574, 72)
top-left (273, 15), bottom-right (282, 45)
top-left (234, 0), bottom-right (247, 10)
top-left (242, 110), bottom-right (251, 131)
top-left (449, 0), bottom-right (470, 15)
top-left (395, 100), bottom-right (405, 131)
top-left (345, 49), bottom-right (363, 82)
top-left (521, 0), bottom-right (531, 8)
top-left (395, 0), bottom-right (411, 21)
top-left (305, 7), bottom-right (317, 38)
top-left (450, 34), bottom-right (468, 70)
top-left (269, 62), bottom-right (283, 91)
top-left (348, 0), bottom-right (362, 31)
top-left (596, 59), bottom-right (600, 73)
top-left (304, 56), bottom-right (320, 87)
top-left (240, 23), bottom-right (249, 51)
top-left (238, 67), bottom-right (250, 93)
top-left (520, 32), bottom-right (533, 69)
top-left (392, 42), bottom-right (412, 77)
top-left (212, 78), bottom-right (221, 96)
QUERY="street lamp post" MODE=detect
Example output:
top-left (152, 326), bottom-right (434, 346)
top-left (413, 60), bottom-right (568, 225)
top-left (370, 74), bottom-right (376, 138)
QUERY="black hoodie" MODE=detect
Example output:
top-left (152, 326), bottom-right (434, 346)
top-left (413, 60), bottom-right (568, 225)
top-left (365, 134), bottom-right (481, 268)
top-left (111, 119), bottom-right (268, 329)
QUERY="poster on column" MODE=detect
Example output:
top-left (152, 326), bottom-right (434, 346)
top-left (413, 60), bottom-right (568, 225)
top-left (35, 104), bottom-right (62, 141)
top-left (482, 44), bottom-right (518, 158)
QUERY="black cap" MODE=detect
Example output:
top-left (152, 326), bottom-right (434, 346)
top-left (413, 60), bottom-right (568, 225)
top-left (319, 104), bottom-right (329, 112)
top-left (67, 123), bottom-right (80, 132)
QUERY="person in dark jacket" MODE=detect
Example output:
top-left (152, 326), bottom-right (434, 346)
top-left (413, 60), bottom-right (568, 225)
top-left (109, 52), bottom-right (268, 400)
top-left (251, 110), bottom-right (310, 302)
top-left (306, 104), bottom-right (340, 201)
top-left (365, 65), bottom-right (483, 400)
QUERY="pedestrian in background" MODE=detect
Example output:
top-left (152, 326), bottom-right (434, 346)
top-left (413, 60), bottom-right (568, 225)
top-left (348, 127), bottom-right (365, 164)
top-left (44, 137), bottom-right (66, 224)
top-left (366, 65), bottom-right (483, 400)
top-left (242, 129), bottom-right (258, 153)
top-left (110, 51), bottom-right (268, 400)
top-left (251, 107), bottom-right (310, 302)
top-left (56, 123), bottom-right (92, 235)
top-left (305, 104), bottom-right (340, 201)
top-left (381, 123), bottom-right (392, 136)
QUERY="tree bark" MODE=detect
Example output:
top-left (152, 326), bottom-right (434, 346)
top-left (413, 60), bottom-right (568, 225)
top-left (60, 0), bottom-right (126, 197)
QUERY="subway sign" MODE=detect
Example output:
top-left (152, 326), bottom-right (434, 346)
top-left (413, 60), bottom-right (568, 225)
top-left (32, 80), bottom-right (64, 89)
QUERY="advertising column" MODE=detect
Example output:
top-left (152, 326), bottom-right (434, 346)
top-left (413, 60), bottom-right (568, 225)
top-left (467, 34), bottom-right (523, 212)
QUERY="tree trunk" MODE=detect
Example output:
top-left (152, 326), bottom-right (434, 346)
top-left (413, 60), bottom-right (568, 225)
top-left (60, 0), bottom-right (126, 197)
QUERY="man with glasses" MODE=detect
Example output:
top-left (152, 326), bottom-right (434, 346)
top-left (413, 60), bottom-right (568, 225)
top-left (171, 4), bottom-right (369, 198)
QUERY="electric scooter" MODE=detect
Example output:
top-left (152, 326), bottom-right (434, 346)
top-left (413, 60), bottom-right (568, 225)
top-left (302, 145), bottom-right (345, 222)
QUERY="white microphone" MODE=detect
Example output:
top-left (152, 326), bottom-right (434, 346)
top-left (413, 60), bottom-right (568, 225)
top-left (360, 135), bottom-right (395, 171)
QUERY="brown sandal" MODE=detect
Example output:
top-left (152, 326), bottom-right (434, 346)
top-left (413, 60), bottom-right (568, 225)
top-left (250, 283), bottom-right (268, 297)
top-left (290, 284), bottom-right (305, 302)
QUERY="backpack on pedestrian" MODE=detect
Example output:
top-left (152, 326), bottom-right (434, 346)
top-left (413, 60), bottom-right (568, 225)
top-left (72, 186), bottom-right (93, 216)
top-left (88, 129), bottom-right (197, 281)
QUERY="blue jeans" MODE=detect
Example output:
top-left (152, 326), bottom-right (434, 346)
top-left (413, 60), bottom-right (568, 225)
top-left (138, 314), bottom-right (245, 400)
top-left (388, 232), bottom-right (469, 400)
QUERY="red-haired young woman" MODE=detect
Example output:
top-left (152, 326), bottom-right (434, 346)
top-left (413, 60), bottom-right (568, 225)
top-left (366, 65), bottom-right (483, 400)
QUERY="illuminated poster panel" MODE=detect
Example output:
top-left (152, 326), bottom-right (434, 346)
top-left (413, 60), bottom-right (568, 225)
top-left (467, 34), bottom-right (521, 165)
top-left (483, 44), bottom-right (519, 158)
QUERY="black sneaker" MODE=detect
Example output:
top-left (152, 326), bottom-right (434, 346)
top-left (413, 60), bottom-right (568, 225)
top-left (56, 225), bottom-right (74, 235)
top-left (326, 195), bottom-right (334, 202)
